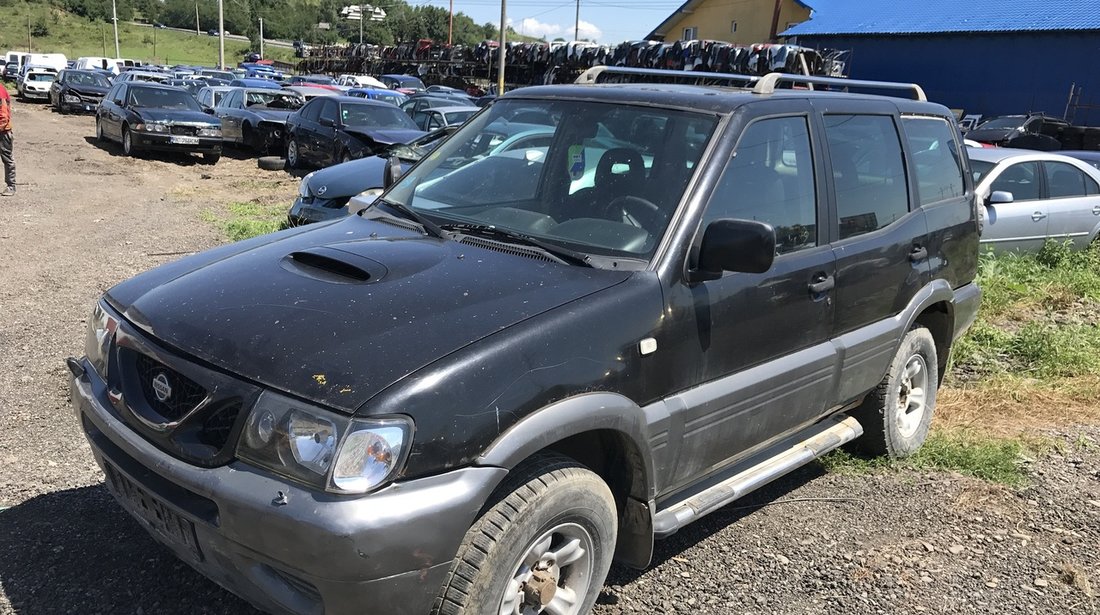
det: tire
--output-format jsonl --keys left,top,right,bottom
{"left": 258, "top": 155, "right": 286, "bottom": 171}
{"left": 850, "top": 325, "right": 939, "bottom": 459}
{"left": 433, "top": 453, "right": 617, "bottom": 615}
{"left": 95, "top": 118, "right": 105, "bottom": 143}
{"left": 203, "top": 150, "right": 221, "bottom": 165}
{"left": 242, "top": 123, "right": 254, "bottom": 150}
{"left": 122, "top": 125, "right": 135, "bottom": 157}
{"left": 286, "top": 137, "right": 301, "bottom": 169}
{"left": 340, "top": 150, "right": 353, "bottom": 165}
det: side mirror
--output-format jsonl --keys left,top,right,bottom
{"left": 988, "top": 190, "right": 1014, "bottom": 204}
{"left": 320, "top": 117, "right": 336, "bottom": 128}
{"left": 691, "top": 219, "right": 776, "bottom": 282}
{"left": 383, "top": 156, "right": 404, "bottom": 189}
{"left": 203, "top": 106, "right": 215, "bottom": 114}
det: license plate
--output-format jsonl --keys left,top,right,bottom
{"left": 170, "top": 136, "right": 200, "bottom": 145}
{"left": 104, "top": 463, "right": 203, "bottom": 560}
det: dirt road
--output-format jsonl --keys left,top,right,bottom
{"left": 0, "top": 102, "right": 1097, "bottom": 614}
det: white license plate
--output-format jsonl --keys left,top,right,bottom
{"left": 170, "top": 136, "right": 200, "bottom": 145}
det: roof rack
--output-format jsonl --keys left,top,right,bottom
{"left": 574, "top": 66, "right": 927, "bottom": 102}
{"left": 752, "top": 73, "right": 927, "bottom": 101}
{"left": 575, "top": 66, "right": 761, "bottom": 86}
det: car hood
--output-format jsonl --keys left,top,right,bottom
{"left": 105, "top": 217, "right": 630, "bottom": 413}
{"left": 67, "top": 84, "right": 109, "bottom": 97}
{"left": 967, "top": 128, "right": 1016, "bottom": 143}
{"left": 306, "top": 155, "right": 387, "bottom": 198}
{"left": 251, "top": 108, "right": 295, "bottom": 123}
{"left": 137, "top": 108, "right": 218, "bottom": 125}
{"left": 344, "top": 127, "right": 426, "bottom": 145}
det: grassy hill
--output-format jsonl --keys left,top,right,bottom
{"left": 1, "top": 2, "right": 296, "bottom": 66}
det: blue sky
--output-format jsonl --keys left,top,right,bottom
{"left": 407, "top": 0, "right": 686, "bottom": 44}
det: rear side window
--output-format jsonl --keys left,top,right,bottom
{"left": 901, "top": 117, "right": 966, "bottom": 205}
{"left": 991, "top": 161, "right": 1040, "bottom": 201}
{"left": 705, "top": 116, "right": 818, "bottom": 255}
{"left": 1043, "top": 161, "right": 1099, "bottom": 197}
{"left": 300, "top": 99, "right": 321, "bottom": 121}
{"left": 823, "top": 115, "right": 909, "bottom": 240}
{"left": 319, "top": 100, "right": 338, "bottom": 124}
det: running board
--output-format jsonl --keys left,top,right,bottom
{"left": 652, "top": 414, "right": 862, "bottom": 537}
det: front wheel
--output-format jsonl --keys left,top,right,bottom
{"left": 203, "top": 150, "right": 221, "bottom": 165}
{"left": 95, "top": 118, "right": 105, "bottom": 142}
{"left": 850, "top": 325, "right": 939, "bottom": 458}
{"left": 122, "top": 125, "right": 135, "bottom": 156}
{"left": 433, "top": 453, "right": 617, "bottom": 615}
{"left": 286, "top": 137, "right": 301, "bottom": 169}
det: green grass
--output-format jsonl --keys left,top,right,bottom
{"left": 202, "top": 201, "right": 288, "bottom": 241}
{"left": 820, "top": 431, "right": 1028, "bottom": 486}
{"left": 0, "top": 2, "right": 295, "bottom": 66}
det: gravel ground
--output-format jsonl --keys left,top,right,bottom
{"left": 1, "top": 102, "right": 1098, "bottom": 615}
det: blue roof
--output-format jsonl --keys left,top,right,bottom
{"left": 783, "top": 0, "right": 1100, "bottom": 36}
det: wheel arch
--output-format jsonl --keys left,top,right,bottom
{"left": 901, "top": 279, "right": 957, "bottom": 386}
{"left": 477, "top": 392, "right": 657, "bottom": 568}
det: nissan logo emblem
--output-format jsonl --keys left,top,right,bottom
{"left": 151, "top": 372, "right": 173, "bottom": 402}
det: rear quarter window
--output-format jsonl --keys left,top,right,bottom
{"left": 901, "top": 116, "right": 966, "bottom": 206}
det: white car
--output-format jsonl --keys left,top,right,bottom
{"left": 969, "top": 147, "right": 1100, "bottom": 251}
{"left": 336, "top": 74, "right": 388, "bottom": 90}
{"left": 18, "top": 69, "right": 56, "bottom": 101}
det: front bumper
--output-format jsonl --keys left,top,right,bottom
{"left": 21, "top": 88, "right": 49, "bottom": 99}
{"left": 287, "top": 195, "right": 354, "bottom": 225}
{"left": 132, "top": 132, "right": 223, "bottom": 154}
{"left": 60, "top": 94, "right": 103, "bottom": 113}
{"left": 72, "top": 359, "right": 507, "bottom": 615}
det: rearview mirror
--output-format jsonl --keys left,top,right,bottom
{"left": 691, "top": 219, "right": 776, "bottom": 282}
{"left": 383, "top": 156, "right": 404, "bottom": 189}
{"left": 988, "top": 190, "right": 1014, "bottom": 204}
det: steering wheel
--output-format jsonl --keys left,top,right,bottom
{"left": 605, "top": 195, "right": 663, "bottom": 231}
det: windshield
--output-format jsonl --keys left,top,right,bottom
{"left": 246, "top": 90, "right": 303, "bottom": 109}
{"left": 28, "top": 73, "right": 55, "bottom": 82}
{"left": 129, "top": 87, "right": 202, "bottom": 110}
{"left": 975, "top": 116, "right": 1025, "bottom": 130}
{"left": 202, "top": 70, "right": 234, "bottom": 81}
{"left": 69, "top": 72, "right": 110, "bottom": 87}
{"left": 376, "top": 93, "right": 405, "bottom": 106}
{"left": 970, "top": 159, "right": 996, "bottom": 183}
{"left": 383, "top": 99, "right": 717, "bottom": 261}
{"left": 301, "top": 75, "right": 335, "bottom": 85}
{"left": 340, "top": 103, "right": 418, "bottom": 129}
{"left": 389, "top": 76, "right": 425, "bottom": 90}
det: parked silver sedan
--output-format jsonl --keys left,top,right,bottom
{"left": 968, "top": 147, "right": 1100, "bottom": 251}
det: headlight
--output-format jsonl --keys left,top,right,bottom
{"left": 237, "top": 391, "right": 412, "bottom": 494}
{"left": 356, "top": 187, "right": 384, "bottom": 201}
{"left": 298, "top": 172, "right": 315, "bottom": 198}
{"left": 136, "top": 122, "right": 169, "bottom": 133}
{"left": 197, "top": 127, "right": 221, "bottom": 137}
{"left": 84, "top": 301, "right": 117, "bottom": 378}
{"left": 63, "top": 94, "right": 81, "bottom": 103}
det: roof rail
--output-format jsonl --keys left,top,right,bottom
{"left": 575, "top": 66, "right": 761, "bottom": 86}
{"left": 752, "top": 73, "right": 927, "bottom": 101}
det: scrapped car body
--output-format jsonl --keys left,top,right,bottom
{"left": 18, "top": 69, "right": 56, "bottom": 101}
{"left": 968, "top": 147, "right": 1100, "bottom": 251}
{"left": 285, "top": 95, "right": 425, "bottom": 168}
{"left": 96, "top": 82, "right": 222, "bottom": 163}
{"left": 967, "top": 114, "right": 1067, "bottom": 151}
{"left": 71, "top": 69, "right": 980, "bottom": 615}
{"left": 49, "top": 69, "right": 111, "bottom": 113}
{"left": 216, "top": 88, "right": 304, "bottom": 153}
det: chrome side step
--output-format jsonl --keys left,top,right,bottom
{"left": 652, "top": 414, "right": 863, "bottom": 537}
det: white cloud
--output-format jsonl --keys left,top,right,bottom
{"left": 507, "top": 17, "right": 604, "bottom": 42}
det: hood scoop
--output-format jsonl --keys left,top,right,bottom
{"left": 281, "top": 246, "right": 387, "bottom": 284}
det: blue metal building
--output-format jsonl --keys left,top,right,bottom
{"left": 782, "top": 0, "right": 1100, "bottom": 126}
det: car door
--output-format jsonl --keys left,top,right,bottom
{"left": 981, "top": 160, "right": 1048, "bottom": 251}
{"left": 217, "top": 90, "right": 242, "bottom": 142}
{"left": 290, "top": 98, "right": 321, "bottom": 163}
{"left": 660, "top": 104, "right": 838, "bottom": 488}
{"left": 315, "top": 99, "right": 340, "bottom": 166}
{"left": 815, "top": 103, "right": 932, "bottom": 405}
{"left": 104, "top": 84, "right": 127, "bottom": 140}
{"left": 1041, "top": 160, "right": 1100, "bottom": 248}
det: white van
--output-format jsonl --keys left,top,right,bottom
{"left": 4, "top": 51, "right": 29, "bottom": 68}
{"left": 19, "top": 53, "right": 66, "bottom": 77}
{"left": 74, "top": 56, "right": 120, "bottom": 75}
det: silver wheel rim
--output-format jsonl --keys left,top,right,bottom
{"left": 123, "top": 129, "right": 131, "bottom": 154}
{"left": 500, "top": 522, "right": 594, "bottom": 615}
{"left": 896, "top": 354, "right": 929, "bottom": 438}
{"left": 287, "top": 140, "right": 298, "bottom": 166}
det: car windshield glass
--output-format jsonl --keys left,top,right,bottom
{"left": 202, "top": 70, "right": 234, "bottom": 81}
{"left": 970, "top": 159, "right": 995, "bottom": 183}
{"left": 246, "top": 90, "right": 303, "bottom": 109}
{"left": 443, "top": 110, "right": 476, "bottom": 124}
{"left": 28, "top": 73, "right": 55, "bottom": 82}
{"left": 377, "top": 93, "right": 404, "bottom": 106}
{"left": 301, "top": 75, "right": 334, "bottom": 85}
{"left": 129, "top": 87, "right": 201, "bottom": 110}
{"left": 340, "top": 103, "right": 417, "bottom": 129}
{"left": 72, "top": 72, "right": 110, "bottom": 87}
{"left": 397, "top": 77, "right": 425, "bottom": 89}
{"left": 976, "top": 117, "right": 1024, "bottom": 130}
{"left": 384, "top": 99, "right": 717, "bottom": 261}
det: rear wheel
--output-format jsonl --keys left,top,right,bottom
{"left": 95, "top": 118, "right": 105, "bottom": 142}
{"left": 850, "top": 325, "right": 939, "bottom": 459}
{"left": 286, "top": 137, "right": 301, "bottom": 169}
{"left": 433, "top": 453, "right": 616, "bottom": 615}
{"left": 122, "top": 125, "right": 135, "bottom": 156}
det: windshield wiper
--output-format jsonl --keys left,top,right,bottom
{"left": 440, "top": 223, "right": 592, "bottom": 267}
{"left": 375, "top": 199, "right": 445, "bottom": 238}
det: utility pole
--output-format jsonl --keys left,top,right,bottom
{"left": 27, "top": 14, "right": 32, "bottom": 52}
{"left": 101, "top": 23, "right": 107, "bottom": 56}
{"left": 195, "top": 1, "right": 200, "bottom": 35}
{"left": 359, "top": 4, "right": 363, "bottom": 45}
{"left": 448, "top": 0, "right": 453, "bottom": 47}
{"left": 153, "top": 24, "right": 157, "bottom": 59}
{"left": 111, "top": 0, "right": 120, "bottom": 57}
{"left": 574, "top": 0, "right": 580, "bottom": 42}
{"left": 497, "top": 0, "right": 505, "bottom": 95}
{"left": 259, "top": 17, "right": 264, "bottom": 58}
{"left": 218, "top": 0, "right": 225, "bottom": 68}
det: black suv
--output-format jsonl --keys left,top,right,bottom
{"left": 69, "top": 69, "right": 980, "bottom": 615}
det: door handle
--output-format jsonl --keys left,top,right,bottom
{"left": 1093, "top": 205, "right": 1100, "bottom": 216}
{"left": 910, "top": 245, "right": 928, "bottom": 262}
{"left": 1031, "top": 211, "right": 1047, "bottom": 222}
{"left": 808, "top": 274, "right": 835, "bottom": 294}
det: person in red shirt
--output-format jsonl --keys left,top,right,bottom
{"left": 0, "top": 85, "right": 14, "bottom": 196}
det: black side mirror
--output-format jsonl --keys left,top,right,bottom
{"left": 203, "top": 106, "right": 215, "bottom": 114}
{"left": 320, "top": 117, "right": 336, "bottom": 128}
{"left": 383, "top": 156, "right": 404, "bottom": 189}
{"left": 690, "top": 219, "right": 776, "bottom": 282}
